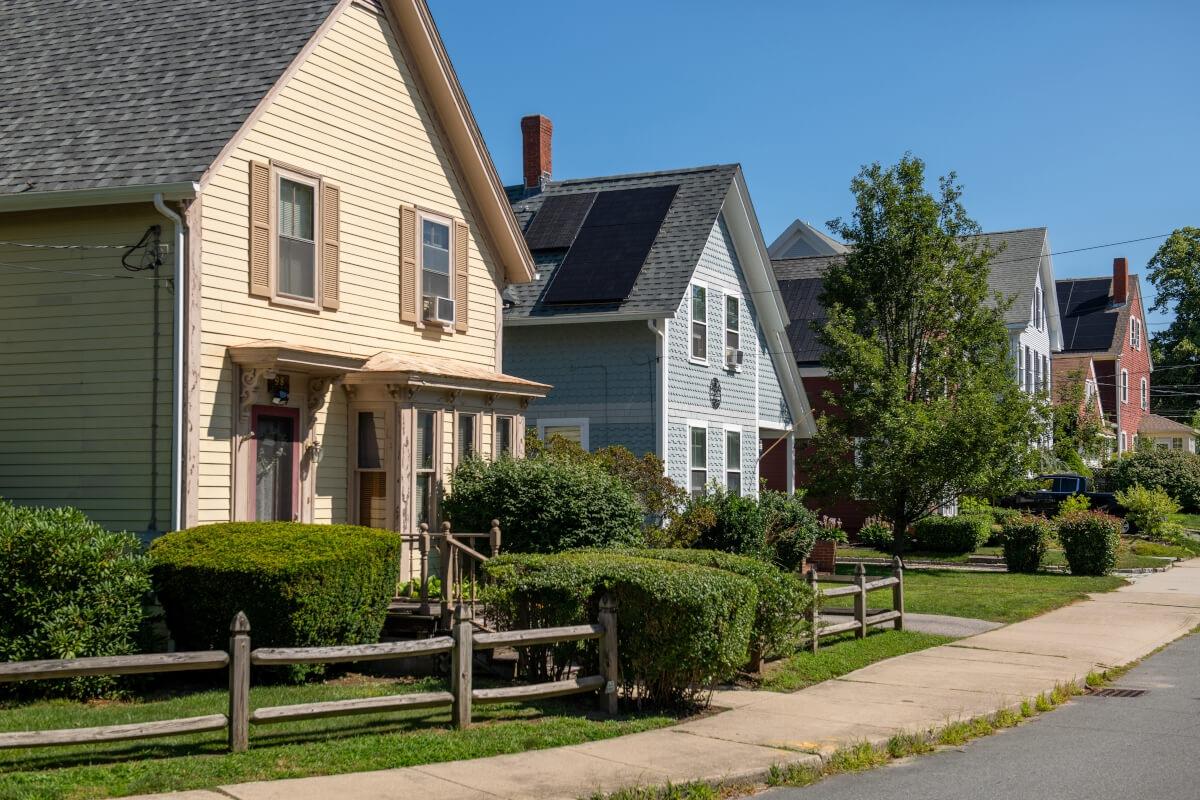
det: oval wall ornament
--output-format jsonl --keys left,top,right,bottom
{"left": 709, "top": 377, "right": 722, "bottom": 409}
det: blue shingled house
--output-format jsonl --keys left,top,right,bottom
{"left": 500, "top": 116, "right": 813, "bottom": 496}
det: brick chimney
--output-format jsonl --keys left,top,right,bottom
{"left": 1112, "top": 257, "right": 1128, "bottom": 305}
{"left": 521, "top": 114, "right": 553, "bottom": 190}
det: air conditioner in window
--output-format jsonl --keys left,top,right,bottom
{"left": 725, "top": 348, "right": 744, "bottom": 368}
{"left": 423, "top": 295, "right": 455, "bottom": 325}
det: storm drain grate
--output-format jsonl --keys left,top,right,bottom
{"left": 1087, "top": 687, "right": 1148, "bottom": 698}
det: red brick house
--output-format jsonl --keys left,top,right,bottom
{"left": 1054, "top": 257, "right": 1153, "bottom": 455}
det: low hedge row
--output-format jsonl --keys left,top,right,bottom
{"left": 1056, "top": 511, "right": 1122, "bottom": 576}
{"left": 619, "top": 548, "right": 814, "bottom": 658}
{"left": 1001, "top": 516, "right": 1054, "bottom": 573}
{"left": 912, "top": 515, "right": 991, "bottom": 554}
{"left": 481, "top": 551, "right": 757, "bottom": 707}
{"left": 150, "top": 523, "right": 401, "bottom": 680}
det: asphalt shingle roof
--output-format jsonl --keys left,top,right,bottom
{"left": 966, "top": 227, "right": 1048, "bottom": 327}
{"left": 1138, "top": 413, "right": 1198, "bottom": 435}
{"left": 504, "top": 165, "right": 739, "bottom": 320}
{"left": 0, "top": 0, "right": 340, "bottom": 196}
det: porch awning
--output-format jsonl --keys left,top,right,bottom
{"left": 227, "top": 341, "right": 369, "bottom": 376}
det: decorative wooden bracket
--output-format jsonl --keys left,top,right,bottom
{"left": 239, "top": 368, "right": 260, "bottom": 425}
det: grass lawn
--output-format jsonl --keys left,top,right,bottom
{"left": 823, "top": 568, "right": 1126, "bottom": 623}
{"left": 840, "top": 539, "right": 1181, "bottom": 570}
{"left": 0, "top": 675, "right": 674, "bottom": 800}
{"left": 1171, "top": 513, "right": 1200, "bottom": 532}
{"left": 760, "top": 630, "right": 954, "bottom": 692}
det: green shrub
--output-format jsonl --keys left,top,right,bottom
{"left": 856, "top": 515, "right": 894, "bottom": 551}
{"left": 690, "top": 488, "right": 768, "bottom": 558}
{"left": 761, "top": 490, "right": 820, "bottom": 570}
{"left": 481, "top": 551, "right": 757, "bottom": 707}
{"left": 1057, "top": 493, "right": 1092, "bottom": 517}
{"left": 0, "top": 501, "right": 151, "bottom": 699}
{"left": 1115, "top": 485, "right": 1182, "bottom": 539}
{"left": 1056, "top": 511, "right": 1122, "bottom": 576}
{"left": 912, "top": 515, "right": 990, "bottom": 554}
{"left": 624, "top": 548, "right": 813, "bottom": 658}
{"left": 1001, "top": 516, "right": 1054, "bottom": 573}
{"left": 151, "top": 523, "right": 400, "bottom": 680}
{"left": 443, "top": 456, "right": 642, "bottom": 553}
{"left": 1098, "top": 450, "right": 1200, "bottom": 512}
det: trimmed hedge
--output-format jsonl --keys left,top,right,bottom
{"left": 912, "top": 515, "right": 990, "bottom": 554}
{"left": 443, "top": 456, "right": 643, "bottom": 553}
{"left": 761, "top": 490, "right": 821, "bottom": 570}
{"left": 1001, "top": 516, "right": 1054, "bottom": 573}
{"left": 481, "top": 551, "right": 757, "bottom": 707}
{"left": 0, "top": 501, "right": 151, "bottom": 699}
{"left": 1098, "top": 450, "right": 1200, "bottom": 512}
{"left": 151, "top": 523, "right": 400, "bottom": 680}
{"left": 1056, "top": 511, "right": 1122, "bottom": 576}
{"left": 622, "top": 548, "right": 813, "bottom": 658}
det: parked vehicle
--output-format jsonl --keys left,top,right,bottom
{"left": 999, "top": 474, "right": 1131, "bottom": 532}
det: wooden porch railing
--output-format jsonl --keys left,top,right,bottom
{"left": 399, "top": 520, "right": 501, "bottom": 629}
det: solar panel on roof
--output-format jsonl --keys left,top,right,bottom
{"left": 541, "top": 185, "right": 678, "bottom": 305}
{"left": 523, "top": 192, "right": 597, "bottom": 251}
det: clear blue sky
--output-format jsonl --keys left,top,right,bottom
{"left": 429, "top": 1, "right": 1197, "bottom": 329}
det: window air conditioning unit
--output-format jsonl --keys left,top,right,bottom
{"left": 725, "top": 348, "right": 744, "bottom": 368}
{"left": 423, "top": 295, "right": 455, "bottom": 325}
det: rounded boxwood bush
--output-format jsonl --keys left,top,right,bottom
{"left": 623, "top": 548, "right": 814, "bottom": 658}
{"left": 1098, "top": 450, "right": 1200, "bottom": 512}
{"left": 1056, "top": 511, "right": 1122, "bottom": 576}
{"left": 689, "top": 488, "right": 768, "bottom": 559}
{"left": 443, "top": 456, "right": 643, "bottom": 553}
{"left": 482, "top": 551, "right": 757, "bottom": 707}
{"left": 151, "top": 523, "right": 400, "bottom": 680}
{"left": 761, "top": 490, "right": 820, "bottom": 571}
{"left": 1001, "top": 516, "right": 1054, "bottom": 573}
{"left": 912, "top": 515, "right": 990, "bottom": 554}
{"left": 0, "top": 501, "right": 151, "bottom": 699}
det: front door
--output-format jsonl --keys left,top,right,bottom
{"left": 252, "top": 406, "right": 300, "bottom": 521}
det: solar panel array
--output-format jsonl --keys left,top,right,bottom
{"left": 523, "top": 192, "right": 597, "bottom": 251}
{"left": 1056, "top": 278, "right": 1117, "bottom": 351}
{"left": 539, "top": 185, "right": 678, "bottom": 305}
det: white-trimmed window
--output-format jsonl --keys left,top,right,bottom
{"left": 1172, "top": 437, "right": 1184, "bottom": 450}
{"left": 1121, "top": 369, "right": 1130, "bottom": 404}
{"left": 1140, "top": 378, "right": 1148, "bottom": 410}
{"left": 495, "top": 415, "right": 514, "bottom": 458}
{"left": 1034, "top": 285, "right": 1043, "bottom": 331}
{"left": 725, "top": 428, "right": 742, "bottom": 496}
{"left": 725, "top": 295, "right": 740, "bottom": 367}
{"left": 538, "top": 418, "right": 589, "bottom": 450}
{"left": 1130, "top": 317, "right": 1142, "bottom": 350}
{"left": 690, "top": 284, "right": 708, "bottom": 362}
{"left": 1024, "top": 345, "right": 1033, "bottom": 391}
{"left": 415, "top": 409, "right": 438, "bottom": 527}
{"left": 420, "top": 212, "right": 454, "bottom": 323}
{"left": 1016, "top": 345, "right": 1024, "bottom": 390}
{"left": 1033, "top": 352, "right": 1041, "bottom": 392}
{"left": 1120, "top": 431, "right": 1128, "bottom": 453}
{"left": 276, "top": 170, "right": 319, "bottom": 305}
{"left": 689, "top": 425, "right": 708, "bottom": 497}
{"left": 456, "top": 412, "right": 478, "bottom": 463}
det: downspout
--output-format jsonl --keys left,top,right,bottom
{"left": 648, "top": 319, "right": 668, "bottom": 473}
{"left": 153, "top": 194, "right": 186, "bottom": 533}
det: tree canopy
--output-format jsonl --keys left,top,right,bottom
{"left": 1146, "top": 228, "right": 1200, "bottom": 422}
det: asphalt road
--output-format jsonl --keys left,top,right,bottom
{"left": 759, "top": 631, "right": 1200, "bottom": 800}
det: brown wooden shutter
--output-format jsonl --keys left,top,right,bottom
{"left": 453, "top": 219, "right": 469, "bottom": 333}
{"left": 320, "top": 182, "right": 340, "bottom": 310}
{"left": 399, "top": 204, "right": 418, "bottom": 323}
{"left": 248, "top": 160, "right": 272, "bottom": 298}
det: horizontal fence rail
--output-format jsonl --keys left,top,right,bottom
{"left": 807, "top": 558, "right": 905, "bottom": 652}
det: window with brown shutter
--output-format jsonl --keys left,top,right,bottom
{"left": 454, "top": 218, "right": 469, "bottom": 332}
{"left": 399, "top": 204, "right": 418, "bottom": 323}
{"left": 248, "top": 161, "right": 272, "bottom": 298}
{"left": 320, "top": 183, "right": 340, "bottom": 310}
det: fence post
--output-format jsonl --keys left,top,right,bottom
{"left": 418, "top": 522, "right": 431, "bottom": 615}
{"left": 451, "top": 606, "right": 473, "bottom": 729}
{"left": 490, "top": 519, "right": 502, "bottom": 557}
{"left": 598, "top": 593, "right": 619, "bottom": 716}
{"left": 228, "top": 612, "right": 251, "bottom": 753}
{"left": 892, "top": 556, "right": 904, "bottom": 631}
{"left": 439, "top": 522, "right": 454, "bottom": 631}
{"left": 854, "top": 562, "right": 867, "bottom": 639}
{"left": 807, "top": 567, "right": 819, "bottom": 653}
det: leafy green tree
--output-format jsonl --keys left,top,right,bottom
{"left": 1049, "top": 368, "right": 1109, "bottom": 474}
{"left": 1146, "top": 228, "right": 1200, "bottom": 419}
{"left": 805, "top": 155, "right": 1044, "bottom": 551}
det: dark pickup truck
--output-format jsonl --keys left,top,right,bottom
{"left": 999, "top": 473, "right": 1130, "bottom": 531}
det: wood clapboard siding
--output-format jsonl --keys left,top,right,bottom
{"left": 0, "top": 204, "right": 173, "bottom": 533}
{"left": 196, "top": 5, "right": 504, "bottom": 523}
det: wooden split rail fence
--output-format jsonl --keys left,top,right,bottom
{"left": 805, "top": 558, "right": 904, "bottom": 652}
{"left": 0, "top": 597, "right": 620, "bottom": 755}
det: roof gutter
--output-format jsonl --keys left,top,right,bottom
{"left": 0, "top": 182, "right": 199, "bottom": 213}
{"left": 153, "top": 194, "right": 188, "bottom": 533}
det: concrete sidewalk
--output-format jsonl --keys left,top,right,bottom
{"left": 134, "top": 563, "right": 1200, "bottom": 800}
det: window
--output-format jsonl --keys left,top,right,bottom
{"left": 1121, "top": 369, "right": 1129, "bottom": 404}
{"left": 1120, "top": 431, "right": 1128, "bottom": 453}
{"left": 278, "top": 175, "right": 318, "bottom": 302}
{"left": 725, "top": 295, "right": 740, "bottom": 365}
{"left": 495, "top": 416, "right": 514, "bottom": 457}
{"left": 538, "top": 418, "right": 589, "bottom": 449}
{"left": 690, "top": 284, "right": 707, "bottom": 361}
{"left": 355, "top": 410, "right": 389, "bottom": 529}
{"left": 1140, "top": 378, "right": 1148, "bottom": 410}
{"left": 1173, "top": 437, "right": 1185, "bottom": 450}
{"left": 725, "top": 429, "right": 742, "bottom": 495}
{"left": 252, "top": 406, "right": 299, "bottom": 522}
{"left": 415, "top": 410, "right": 437, "bottom": 527}
{"left": 1130, "top": 317, "right": 1142, "bottom": 350}
{"left": 689, "top": 426, "right": 707, "bottom": 496}
{"left": 457, "top": 413, "right": 477, "bottom": 463}
{"left": 1042, "top": 354, "right": 1049, "bottom": 392}
{"left": 1034, "top": 285, "right": 1043, "bottom": 330}
{"left": 1033, "top": 353, "right": 1041, "bottom": 392}
{"left": 1024, "top": 346, "right": 1033, "bottom": 391}
{"left": 1016, "top": 346, "right": 1024, "bottom": 390}
{"left": 420, "top": 215, "right": 453, "bottom": 320}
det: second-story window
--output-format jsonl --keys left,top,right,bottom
{"left": 278, "top": 175, "right": 317, "bottom": 303}
{"left": 421, "top": 216, "right": 453, "bottom": 323}
{"left": 1140, "top": 378, "right": 1148, "bottom": 410}
{"left": 1130, "top": 317, "right": 1142, "bottom": 350}
{"left": 725, "top": 296, "right": 740, "bottom": 366}
{"left": 1034, "top": 285, "right": 1043, "bottom": 331}
{"left": 690, "top": 285, "right": 707, "bottom": 361}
